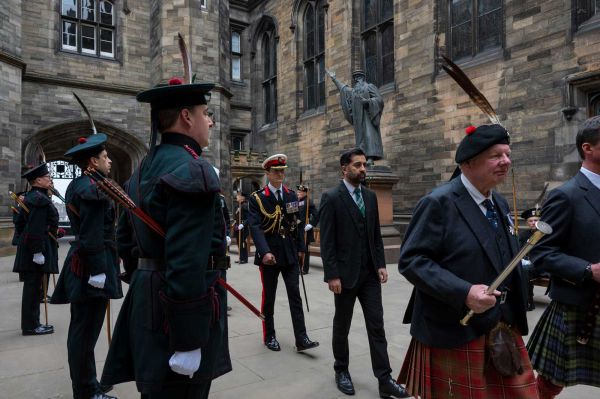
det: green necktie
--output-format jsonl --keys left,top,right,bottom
{"left": 354, "top": 188, "right": 366, "bottom": 217}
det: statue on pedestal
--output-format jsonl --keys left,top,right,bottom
{"left": 327, "top": 69, "right": 384, "bottom": 164}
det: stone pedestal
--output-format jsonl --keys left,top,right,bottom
{"left": 365, "top": 165, "right": 401, "bottom": 264}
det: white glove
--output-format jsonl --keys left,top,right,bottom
{"left": 32, "top": 252, "right": 45, "bottom": 265}
{"left": 521, "top": 259, "right": 532, "bottom": 267}
{"left": 238, "top": 223, "right": 244, "bottom": 230}
{"left": 88, "top": 273, "right": 106, "bottom": 289}
{"left": 169, "top": 348, "right": 202, "bottom": 378}
{"left": 304, "top": 224, "right": 313, "bottom": 232}
{"left": 226, "top": 236, "right": 232, "bottom": 246}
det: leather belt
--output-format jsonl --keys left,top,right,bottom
{"left": 138, "top": 256, "right": 231, "bottom": 272}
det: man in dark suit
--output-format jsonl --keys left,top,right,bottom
{"left": 397, "top": 125, "right": 537, "bottom": 399}
{"left": 248, "top": 153, "right": 319, "bottom": 352}
{"left": 528, "top": 115, "right": 600, "bottom": 398}
{"left": 319, "top": 148, "right": 408, "bottom": 398}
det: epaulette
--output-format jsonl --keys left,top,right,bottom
{"left": 160, "top": 157, "right": 220, "bottom": 194}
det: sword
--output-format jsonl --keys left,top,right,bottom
{"left": 83, "top": 168, "right": 265, "bottom": 321}
{"left": 460, "top": 221, "right": 553, "bottom": 326}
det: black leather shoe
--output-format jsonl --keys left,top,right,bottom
{"left": 378, "top": 376, "right": 410, "bottom": 398}
{"left": 100, "top": 384, "right": 114, "bottom": 393}
{"left": 527, "top": 301, "right": 536, "bottom": 311}
{"left": 265, "top": 336, "right": 281, "bottom": 351}
{"left": 22, "top": 325, "right": 54, "bottom": 336}
{"left": 295, "top": 335, "right": 319, "bottom": 352}
{"left": 335, "top": 371, "right": 355, "bottom": 395}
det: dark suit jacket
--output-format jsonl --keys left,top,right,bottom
{"left": 530, "top": 171, "right": 600, "bottom": 307}
{"left": 248, "top": 185, "right": 304, "bottom": 267}
{"left": 398, "top": 177, "right": 528, "bottom": 348}
{"left": 319, "top": 181, "right": 386, "bottom": 289}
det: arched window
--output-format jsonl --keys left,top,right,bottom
{"left": 447, "top": 0, "right": 502, "bottom": 61}
{"left": 362, "top": 0, "right": 394, "bottom": 86}
{"left": 262, "top": 31, "right": 278, "bottom": 124}
{"left": 303, "top": 1, "right": 326, "bottom": 111}
{"left": 60, "top": 0, "right": 116, "bottom": 58}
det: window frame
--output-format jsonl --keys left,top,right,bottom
{"left": 262, "top": 31, "right": 278, "bottom": 125}
{"left": 60, "top": 0, "right": 116, "bottom": 59}
{"left": 303, "top": 0, "right": 326, "bottom": 111}
{"left": 361, "top": 0, "right": 395, "bottom": 87}
{"left": 573, "top": 0, "right": 600, "bottom": 32}
{"left": 446, "top": 0, "right": 503, "bottom": 62}
{"left": 231, "top": 30, "right": 243, "bottom": 82}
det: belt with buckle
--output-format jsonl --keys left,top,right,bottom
{"left": 138, "top": 256, "right": 230, "bottom": 272}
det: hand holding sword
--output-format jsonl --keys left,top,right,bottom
{"left": 460, "top": 221, "right": 553, "bottom": 326}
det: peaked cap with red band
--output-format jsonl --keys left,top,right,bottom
{"left": 262, "top": 153, "right": 288, "bottom": 170}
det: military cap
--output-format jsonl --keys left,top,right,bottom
{"left": 137, "top": 78, "right": 214, "bottom": 111}
{"left": 455, "top": 124, "right": 510, "bottom": 163}
{"left": 64, "top": 133, "right": 108, "bottom": 159}
{"left": 297, "top": 184, "right": 309, "bottom": 192}
{"left": 21, "top": 163, "right": 49, "bottom": 181}
{"left": 262, "top": 154, "right": 288, "bottom": 170}
{"left": 521, "top": 207, "right": 542, "bottom": 220}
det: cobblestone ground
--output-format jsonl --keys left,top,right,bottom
{"left": 0, "top": 238, "right": 597, "bottom": 398}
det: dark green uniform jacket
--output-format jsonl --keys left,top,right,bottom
{"left": 51, "top": 174, "right": 123, "bottom": 304}
{"left": 101, "top": 133, "right": 231, "bottom": 394}
{"left": 13, "top": 187, "right": 59, "bottom": 276}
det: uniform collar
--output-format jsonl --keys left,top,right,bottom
{"left": 161, "top": 132, "right": 203, "bottom": 155}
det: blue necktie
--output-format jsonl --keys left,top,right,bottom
{"left": 354, "top": 188, "right": 366, "bottom": 217}
{"left": 482, "top": 199, "right": 499, "bottom": 230}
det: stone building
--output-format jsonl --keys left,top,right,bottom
{"left": 2, "top": 0, "right": 600, "bottom": 253}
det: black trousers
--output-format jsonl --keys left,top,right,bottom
{"left": 302, "top": 242, "right": 311, "bottom": 274}
{"left": 21, "top": 272, "right": 43, "bottom": 330}
{"left": 141, "top": 381, "right": 212, "bottom": 399}
{"left": 332, "top": 269, "right": 392, "bottom": 381}
{"left": 259, "top": 264, "right": 306, "bottom": 343}
{"left": 237, "top": 229, "right": 249, "bottom": 262}
{"left": 68, "top": 297, "right": 108, "bottom": 399}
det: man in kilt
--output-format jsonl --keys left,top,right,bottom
{"left": 398, "top": 124, "right": 537, "bottom": 398}
{"left": 527, "top": 115, "right": 600, "bottom": 398}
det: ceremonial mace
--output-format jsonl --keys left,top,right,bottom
{"left": 83, "top": 168, "right": 265, "bottom": 321}
{"left": 460, "top": 221, "right": 553, "bottom": 326}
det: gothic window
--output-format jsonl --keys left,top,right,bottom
{"left": 262, "top": 31, "right": 277, "bottom": 125}
{"left": 60, "top": 0, "right": 115, "bottom": 58}
{"left": 362, "top": 0, "right": 394, "bottom": 86}
{"left": 303, "top": 1, "right": 326, "bottom": 111}
{"left": 231, "top": 134, "right": 245, "bottom": 151}
{"left": 574, "top": 0, "right": 600, "bottom": 29}
{"left": 231, "top": 31, "right": 242, "bottom": 81}
{"left": 448, "top": 0, "right": 502, "bottom": 61}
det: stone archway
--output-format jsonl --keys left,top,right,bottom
{"left": 26, "top": 119, "right": 147, "bottom": 185}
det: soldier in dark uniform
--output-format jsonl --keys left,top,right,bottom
{"left": 296, "top": 184, "right": 318, "bottom": 275}
{"left": 13, "top": 164, "right": 57, "bottom": 336}
{"left": 234, "top": 191, "right": 249, "bottom": 264}
{"left": 248, "top": 154, "right": 319, "bottom": 352}
{"left": 101, "top": 78, "right": 231, "bottom": 399}
{"left": 518, "top": 207, "right": 542, "bottom": 310}
{"left": 51, "top": 133, "right": 122, "bottom": 399}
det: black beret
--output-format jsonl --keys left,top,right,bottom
{"left": 137, "top": 79, "right": 214, "bottom": 111}
{"left": 64, "top": 133, "right": 107, "bottom": 160}
{"left": 22, "top": 163, "right": 49, "bottom": 181}
{"left": 521, "top": 207, "right": 542, "bottom": 220}
{"left": 455, "top": 124, "right": 510, "bottom": 163}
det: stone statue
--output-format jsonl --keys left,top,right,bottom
{"left": 327, "top": 69, "right": 384, "bottom": 163}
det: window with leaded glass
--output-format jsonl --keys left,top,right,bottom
{"left": 262, "top": 32, "right": 277, "bottom": 125}
{"left": 448, "top": 0, "right": 502, "bottom": 61}
{"left": 60, "top": 0, "right": 116, "bottom": 58}
{"left": 574, "top": 0, "right": 600, "bottom": 29}
{"left": 361, "top": 0, "right": 394, "bottom": 87}
{"left": 231, "top": 31, "right": 242, "bottom": 81}
{"left": 303, "top": 1, "right": 326, "bottom": 111}
{"left": 231, "top": 135, "right": 245, "bottom": 151}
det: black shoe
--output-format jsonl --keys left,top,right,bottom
{"left": 100, "top": 384, "right": 114, "bottom": 393}
{"left": 265, "top": 336, "right": 281, "bottom": 351}
{"left": 91, "top": 393, "right": 117, "bottom": 399}
{"left": 295, "top": 335, "right": 319, "bottom": 352}
{"left": 227, "top": 305, "right": 232, "bottom": 311}
{"left": 527, "top": 301, "right": 536, "bottom": 311}
{"left": 239, "top": 260, "right": 248, "bottom": 264}
{"left": 378, "top": 376, "right": 410, "bottom": 398}
{"left": 335, "top": 371, "right": 355, "bottom": 395}
{"left": 22, "top": 325, "right": 54, "bottom": 336}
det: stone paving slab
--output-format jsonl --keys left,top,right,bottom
{"left": 0, "top": 238, "right": 597, "bottom": 398}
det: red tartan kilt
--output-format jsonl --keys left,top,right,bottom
{"left": 398, "top": 330, "right": 538, "bottom": 399}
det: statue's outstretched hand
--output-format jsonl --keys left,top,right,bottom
{"left": 326, "top": 69, "right": 336, "bottom": 79}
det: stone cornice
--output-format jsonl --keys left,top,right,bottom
{"left": 23, "top": 71, "right": 143, "bottom": 95}
{"left": 0, "top": 49, "right": 26, "bottom": 71}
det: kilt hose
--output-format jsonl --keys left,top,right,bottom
{"left": 398, "top": 330, "right": 537, "bottom": 399}
{"left": 527, "top": 300, "right": 600, "bottom": 388}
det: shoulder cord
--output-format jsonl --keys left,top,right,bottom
{"left": 252, "top": 192, "right": 282, "bottom": 234}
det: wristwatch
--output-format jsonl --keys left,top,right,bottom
{"left": 583, "top": 264, "right": 593, "bottom": 281}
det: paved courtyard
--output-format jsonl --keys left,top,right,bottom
{"left": 0, "top": 238, "right": 597, "bottom": 398}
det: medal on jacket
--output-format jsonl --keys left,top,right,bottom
{"left": 286, "top": 201, "right": 299, "bottom": 214}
